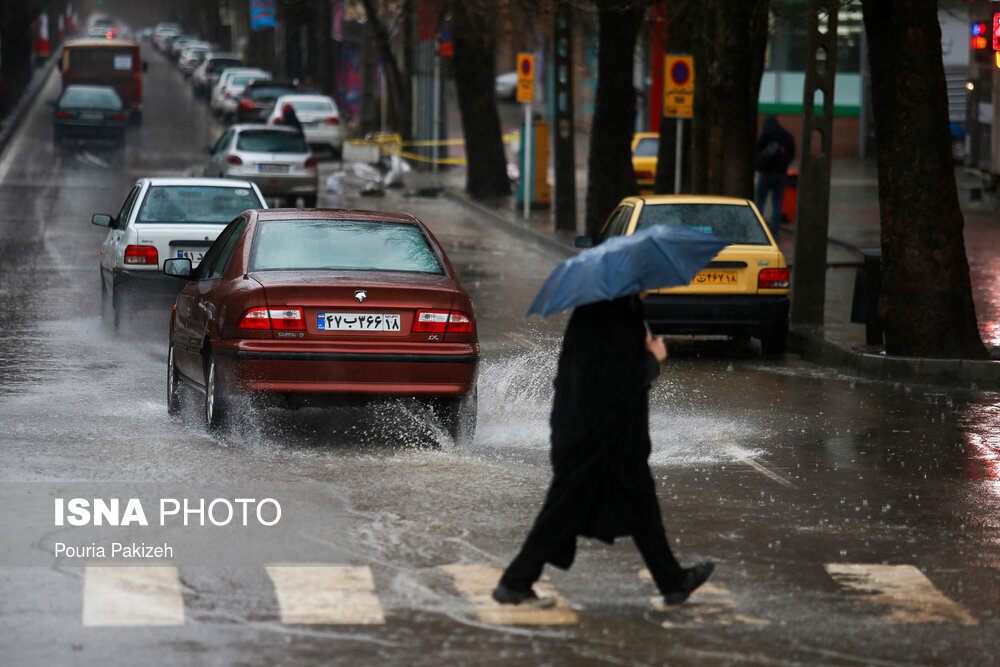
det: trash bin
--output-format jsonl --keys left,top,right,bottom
{"left": 781, "top": 170, "right": 798, "bottom": 224}
{"left": 850, "top": 247, "right": 883, "bottom": 346}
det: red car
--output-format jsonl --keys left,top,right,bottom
{"left": 163, "top": 208, "right": 479, "bottom": 442}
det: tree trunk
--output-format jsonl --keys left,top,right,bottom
{"left": 584, "top": 0, "right": 647, "bottom": 238}
{"left": 359, "top": 0, "right": 413, "bottom": 140}
{"left": 451, "top": 1, "right": 511, "bottom": 200}
{"left": 861, "top": 0, "right": 986, "bottom": 359}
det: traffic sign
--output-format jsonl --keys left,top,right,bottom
{"left": 664, "top": 54, "right": 694, "bottom": 118}
{"left": 517, "top": 53, "right": 534, "bottom": 104}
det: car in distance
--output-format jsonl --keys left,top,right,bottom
{"left": 495, "top": 71, "right": 518, "bottom": 101}
{"left": 92, "top": 177, "right": 267, "bottom": 330}
{"left": 589, "top": 195, "right": 790, "bottom": 353}
{"left": 632, "top": 132, "right": 658, "bottom": 194}
{"left": 192, "top": 52, "right": 244, "bottom": 98}
{"left": 236, "top": 80, "right": 297, "bottom": 123}
{"left": 210, "top": 68, "right": 270, "bottom": 120}
{"left": 52, "top": 84, "right": 127, "bottom": 147}
{"left": 265, "top": 93, "right": 343, "bottom": 158}
{"left": 178, "top": 42, "right": 213, "bottom": 77}
{"left": 203, "top": 125, "right": 318, "bottom": 207}
{"left": 163, "top": 208, "right": 479, "bottom": 442}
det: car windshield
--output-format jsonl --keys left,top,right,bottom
{"left": 60, "top": 87, "right": 121, "bottom": 108}
{"left": 251, "top": 219, "right": 444, "bottom": 274}
{"left": 288, "top": 100, "right": 335, "bottom": 113}
{"left": 231, "top": 74, "right": 262, "bottom": 87}
{"left": 209, "top": 59, "right": 242, "bottom": 70}
{"left": 236, "top": 130, "right": 308, "bottom": 153}
{"left": 249, "top": 85, "right": 295, "bottom": 100}
{"left": 634, "top": 203, "right": 771, "bottom": 245}
{"left": 634, "top": 137, "right": 658, "bottom": 157}
{"left": 136, "top": 186, "right": 261, "bottom": 224}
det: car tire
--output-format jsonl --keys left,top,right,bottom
{"left": 437, "top": 390, "right": 477, "bottom": 446}
{"left": 167, "top": 344, "right": 183, "bottom": 416}
{"left": 204, "top": 351, "right": 229, "bottom": 431}
{"left": 760, "top": 324, "right": 789, "bottom": 355}
{"left": 110, "top": 284, "right": 122, "bottom": 333}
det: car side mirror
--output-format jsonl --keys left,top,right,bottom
{"left": 163, "top": 258, "right": 193, "bottom": 279}
{"left": 574, "top": 235, "right": 594, "bottom": 249}
{"left": 91, "top": 213, "right": 113, "bottom": 227}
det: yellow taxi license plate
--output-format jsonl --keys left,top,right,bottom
{"left": 692, "top": 270, "right": 737, "bottom": 285}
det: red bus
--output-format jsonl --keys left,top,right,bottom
{"left": 60, "top": 38, "right": 146, "bottom": 123}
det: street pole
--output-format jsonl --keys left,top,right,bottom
{"left": 523, "top": 100, "right": 532, "bottom": 220}
{"left": 553, "top": 2, "right": 577, "bottom": 232}
{"left": 674, "top": 119, "right": 683, "bottom": 194}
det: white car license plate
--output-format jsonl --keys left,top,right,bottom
{"left": 175, "top": 248, "right": 206, "bottom": 266}
{"left": 258, "top": 163, "right": 289, "bottom": 173}
{"left": 80, "top": 112, "right": 103, "bottom": 121}
{"left": 317, "top": 312, "right": 401, "bottom": 332}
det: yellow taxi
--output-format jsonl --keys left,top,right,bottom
{"left": 597, "top": 195, "right": 790, "bottom": 353}
{"left": 631, "top": 132, "right": 659, "bottom": 194}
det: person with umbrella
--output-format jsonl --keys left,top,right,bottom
{"left": 493, "top": 225, "right": 724, "bottom": 608}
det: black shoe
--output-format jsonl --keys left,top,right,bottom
{"left": 662, "top": 560, "right": 715, "bottom": 605}
{"left": 492, "top": 583, "right": 556, "bottom": 608}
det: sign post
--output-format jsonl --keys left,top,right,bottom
{"left": 663, "top": 55, "right": 694, "bottom": 194}
{"left": 517, "top": 53, "right": 535, "bottom": 219}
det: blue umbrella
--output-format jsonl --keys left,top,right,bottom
{"left": 528, "top": 225, "right": 730, "bottom": 317}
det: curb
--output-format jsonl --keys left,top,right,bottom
{"left": 0, "top": 56, "right": 59, "bottom": 158}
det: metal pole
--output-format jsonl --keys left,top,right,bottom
{"left": 674, "top": 119, "right": 683, "bottom": 194}
{"left": 523, "top": 102, "right": 532, "bottom": 219}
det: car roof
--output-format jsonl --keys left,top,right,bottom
{"left": 205, "top": 52, "right": 241, "bottom": 60}
{"left": 629, "top": 195, "right": 754, "bottom": 206}
{"left": 254, "top": 208, "right": 421, "bottom": 224}
{"left": 64, "top": 38, "right": 139, "bottom": 48}
{"left": 275, "top": 94, "right": 334, "bottom": 102}
{"left": 230, "top": 124, "right": 302, "bottom": 134}
{"left": 63, "top": 84, "right": 119, "bottom": 93}
{"left": 136, "top": 177, "right": 260, "bottom": 188}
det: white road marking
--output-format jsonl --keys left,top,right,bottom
{"left": 639, "top": 568, "right": 770, "bottom": 626}
{"left": 82, "top": 566, "right": 185, "bottom": 627}
{"left": 825, "top": 563, "right": 977, "bottom": 625}
{"left": 266, "top": 564, "right": 385, "bottom": 625}
{"left": 76, "top": 151, "right": 111, "bottom": 169}
{"left": 440, "top": 563, "right": 577, "bottom": 625}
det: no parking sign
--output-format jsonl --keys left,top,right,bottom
{"left": 664, "top": 55, "right": 694, "bottom": 118}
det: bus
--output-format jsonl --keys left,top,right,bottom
{"left": 60, "top": 38, "right": 146, "bottom": 123}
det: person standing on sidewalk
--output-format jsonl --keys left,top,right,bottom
{"left": 754, "top": 115, "right": 796, "bottom": 240}
{"left": 493, "top": 294, "right": 714, "bottom": 608}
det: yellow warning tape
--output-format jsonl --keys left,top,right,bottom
{"left": 344, "top": 131, "right": 520, "bottom": 166}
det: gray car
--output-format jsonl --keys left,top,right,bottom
{"left": 202, "top": 124, "right": 318, "bottom": 207}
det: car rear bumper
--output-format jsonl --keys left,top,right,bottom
{"left": 209, "top": 339, "right": 479, "bottom": 397}
{"left": 113, "top": 268, "right": 185, "bottom": 308}
{"left": 644, "top": 293, "right": 789, "bottom": 337}
{"left": 56, "top": 122, "right": 125, "bottom": 139}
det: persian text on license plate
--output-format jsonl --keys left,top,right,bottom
{"left": 317, "top": 312, "right": 401, "bottom": 332}
{"left": 692, "top": 271, "right": 737, "bottom": 285}
{"left": 258, "top": 163, "right": 289, "bottom": 173}
{"left": 80, "top": 112, "right": 104, "bottom": 121}
{"left": 175, "top": 249, "right": 206, "bottom": 266}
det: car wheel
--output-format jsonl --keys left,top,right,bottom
{"left": 204, "top": 351, "right": 229, "bottom": 431}
{"left": 110, "top": 284, "right": 122, "bottom": 333}
{"left": 437, "top": 390, "right": 477, "bottom": 446}
{"left": 301, "top": 194, "right": 317, "bottom": 208}
{"left": 167, "top": 344, "right": 183, "bottom": 416}
{"left": 760, "top": 324, "right": 789, "bottom": 355}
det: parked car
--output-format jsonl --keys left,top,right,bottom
{"left": 265, "top": 93, "right": 343, "bottom": 158}
{"left": 51, "top": 84, "right": 127, "bottom": 147}
{"left": 495, "top": 71, "right": 518, "bottom": 101}
{"left": 202, "top": 125, "right": 318, "bottom": 207}
{"left": 588, "top": 195, "right": 790, "bottom": 353}
{"left": 236, "top": 80, "right": 297, "bottom": 124}
{"left": 169, "top": 35, "right": 199, "bottom": 61}
{"left": 631, "top": 132, "right": 658, "bottom": 194}
{"left": 91, "top": 177, "right": 267, "bottom": 330}
{"left": 210, "top": 68, "right": 270, "bottom": 119}
{"left": 163, "top": 208, "right": 479, "bottom": 441}
{"left": 178, "top": 42, "right": 213, "bottom": 76}
{"left": 152, "top": 23, "right": 181, "bottom": 52}
{"left": 192, "top": 52, "right": 243, "bottom": 98}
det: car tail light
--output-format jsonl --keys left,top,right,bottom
{"left": 304, "top": 156, "right": 317, "bottom": 169}
{"left": 413, "top": 309, "right": 475, "bottom": 334}
{"left": 239, "top": 99, "right": 256, "bottom": 111}
{"left": 56, "top": 110, "right": 74, "bottom": 119}
{"left": 109, "top": 113, "right": 126, "bottom": 121}
{"left": 124, "top": 245, "right": 158, "bottom": 265}
{"left": 758, "top": 268, "right": 790, "bottom": 289}
{"left": 635, "top": 170, "right": 653, "bottom": 180}
{"left": 226, "top": 155, "right": 242, "bottom": 166}
{"left": 271, "top": 117, "right": 280, "bottom": 125}
{"left": 324, "top": 117, "right": 340, "bottom": 126}
{"left": 239, "top": 307, "right": 307, "bottom": 330}
{"left": 225, "top": 91, "right": 232, "bottom": 99}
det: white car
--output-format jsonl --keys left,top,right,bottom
{"left": 191, "top": 52, "right": 243, "bottom": 98}
{"left": 178, "top": 42, "right": 213, "bottom": 76}
{"left": 92, "top": 177, "right": 267, "bottom": 330}
{"left": 210, "top": 68, "right": 270, "bottom": 119}
{"left": 152, "top": 23, "right": 181, "bottom": 51}
{"left": 265, "top": 94, "right": 343, "bottom": 158}
{"left": 495, "top": 71, "right": 518, "bottom": 101}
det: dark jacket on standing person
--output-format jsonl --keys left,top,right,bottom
{"left": 279, "top": 103, "right": 303, "bottom": 133}
{"left": 755, "top": 116, "right": 795, "bottom": 174}
{"left": 518, "top": 296, "right": 662, "bottom": 570}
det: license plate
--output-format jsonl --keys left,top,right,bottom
{"left": 692, "top": 270, "right": 737, "bottom": 285}
{"left": 258, "top": 163, "right": 289, "bottom": 173}
{"left": 80, "top": 112, "right": 103, "bottom": 121}
{"left": 175, "top": 248, "right": 206, "bottom": 266}
{"left": 317, "top": 312, "right": 401, "bottom": 332}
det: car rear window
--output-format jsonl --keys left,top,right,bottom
{"left": 634, "top": 203, "right": 771, "bottom": 245}
{"left": 248, "top": 85, "right": 296, "bottom": 100}
{"left": 288, "top": 99, "right": 335, "bottom": 113}
{"left": 633, "top": 137, "right": 658, "bottom": 157}
{"left": 136, "top": 186, "right": 262, "bottom": 224}
{"left": 251, "top": 219, "right": 444, "bottom": 274}
{"left": 236, "top": 130, "right": 308, "bottom": 153}
{"left": 60, "top": 87, "right": 122, "bottom": 108}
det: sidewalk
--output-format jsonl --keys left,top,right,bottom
{"left": 434, "top": 138, "right": 1000, "bottom": 392}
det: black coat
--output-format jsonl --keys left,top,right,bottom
{"left": 755, "top": 116, "right": 796, "bottom": 173}
{"left": 524, "top": 296, "right": 662, "bottom": 570}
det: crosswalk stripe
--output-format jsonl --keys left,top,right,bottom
{"left": 266, "top": 565, "right": 385, "bottom": 625}
{"left": 639, "top": 568, "right": 770, "bottom": 626}
{"left": 825, "top": 563, "right": 977, "bottom": 626}
{"left": 440, "top": 563, "right": 578, "bottom": 625}
{"left": 82, "top": 566, "right": 185, "bottom": 627}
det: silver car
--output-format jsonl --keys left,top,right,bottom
{"left": 202, "top": 125, "right": 318, "bottom": 207}
{"left": 92, "top": 177, "right": 267, "bottom": 330}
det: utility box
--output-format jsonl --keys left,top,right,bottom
{"left": 516, "top": 120, "right": 551, "bottom": 208}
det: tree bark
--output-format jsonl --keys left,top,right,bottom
{"left": 862, "top": 0, "right": 986, "bottom": 359}
{"left": 451, "top": 1, "right": 511, "bottom": 200}
{"left": 359, "top": 0, "right": 413, "bottom": 140}
{"left": 584, "top": 0, "right": 647, "bottom": 238}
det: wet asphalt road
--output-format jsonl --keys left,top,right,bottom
{"left": 0, "top": 47, "right": 999, "bottom": 666}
